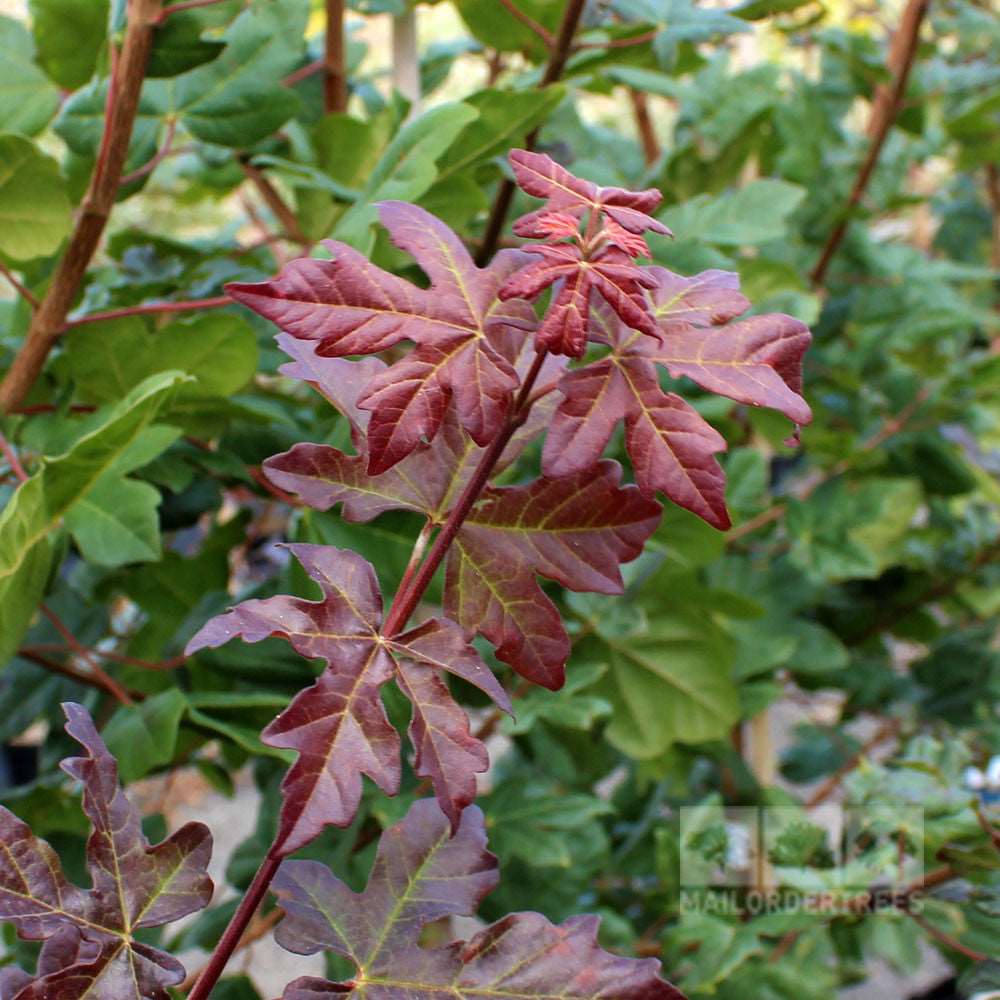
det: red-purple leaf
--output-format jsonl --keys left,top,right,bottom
{"left": 499, "top": 244, "right": 658, "bottom": 357}
{"left": 273, "top": 798, "right": 683, "bottom": 1000}
{"left": 509, "top": 149, "right": 671, "bottom": 237}
{"left": 228, "top": 203, "right": 536, "bottom": 472}
{"left": 543, "top": 357, "right": 729, "bottom": 529}
{"left": 621, "top": 367, "right": 730, "bottom": 530}
{"left": 185, "top": 545, "right": 508, "bottom": 849}
{"left": 446, "top": 461, "right": 661, "bottom": 688}
{"left": 0, "top": 705, "right": 212, "bottom": 1000}
{"left": 262, "top": 339, "right": 657, "bottom": 689}
{"left": 542, "top": 266, "right": 811, "bottom": 528}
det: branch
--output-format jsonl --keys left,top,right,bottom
{"left": 324, "top": 0, "right": 348, "bottom": 114}
{"left": 179, "top": 907, "right": 282, "bottom": 993}
{"left": 0, "top": 0, "right": 164, "bottom": 414}
{"left": 381, "top": 349, "right": 549, "bottom": 637}
{"left": 239, "top": 159, "right": 310, "bottom": 249}
{"left": 805, "top": 719, "right": 900, "bottom": 808}
{"left": 575, "top": 28, "right": 658, "bottom": 50}
{"left": 499, "top": 0, "right": 553, "bottom": 46}
{"left": 906, "top": 910, "right": 988, "bottom": 962}
{"left": 475, "top": 0, "right": 587, "bottom": 266}
{"left": 186, "top": 854, "right": 283, "bottom": 1000}
{"left": 726, "top": 386, "right": 930, "bottom": 545}
{"left": 119, "top": 116, "right": 177, "bottom": 185}
{"left": 0, "top": 261, "right": 39, "bottom": 310}
{"left": 629, "top": 89, "right": 660, "bottom": 165}
{"left": 0, "top": 431, "right": 29, "bottom": 484}
{"left": 809, "top": 0, "right": 929, "bottom": 288}
{"left": 283, "top": 57, "right": 324, "bottom": 87}
{"left": 158, "top": 0, "right": 228, "bottom": 20}
{"left": 39, "top": 604, "right": 136, "bottom": 706}
{"left": 17, "top": 649, "right": 137, "bottom": 705}
{"left": 64, "top": 295, "right": 231, "bottom": 329}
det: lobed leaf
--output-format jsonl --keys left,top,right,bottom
{"left": 543, "top": 267, "right": 811, "bottom": 528}
{"left": 228, "top": 203, "right": 536, "bottom": 473}
{"left": 509, "top": 149, "right": 671, "bottom": 236}
{"left": 186, "top": 545, "right": 509, "bottom": 849}
{"left": 0, "top": 704, "right": 212, "bottom": 1000}
{"left": 273, "top": 798, "right": 683, "bottom": 1000}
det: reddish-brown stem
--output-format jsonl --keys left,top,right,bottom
{"left": 17, "top": 649, "right": 140, "bottom": 703}
{"left": 179, "top": 908, "right": 282, "bottom": 993}
{"left": 240, "top": 160, "right": 310, "bottom": 249}
{"left": 499, "top": 0, "right": 553, "bottom": 46}
{"left": 64, "top": 296, "right": 231, "bottom": 330}
{"left": 393, "top": 519, "right": 436, "bottom": 610}
{"left": 976, "top": 803, "right": 1000, "bottom": 854}
{"left": 283, "top": 57, "right": 325, "bottom": 87}
{"left": 805, "top": 719, "right": 900, "bottom": 807}
{"left": 120, "top": 117, "right": 177, "bottom": 185}
{"left": 475, "top": 0, "right": 587, "bottom": 266}
{"left": 575, "top": 28, "right": 658, "bottom": 50}
{"left": 810, "top": 0, "right": 929, "bottom": 288}
{"left": 40, "top": 605, "right": 135, "bottom": 706}
{"left": 21, "top": 643, "right": 184, "bottom": 672}
{"left": 382, "top": 349, "right": 549, "bottom": 637}
{"left": 726, "top": 387, "right": 929, "bottom": 544}
{"left": 324, "top": 0, "right": 348, "bottom": 114}
{"left": 0, "top": 0, "right": 163, "bottom": 414}
{"left": 0, "top": 261, "right": 39, "bottom": 310}
{"left": 906, "top": 910, "right": 988, "bottom": 962}
{"left": 0, "top": 431, "right": 28, "bottom": 483}
{"left": 158, "top": 0, "right": 227, "bottom": 19}
{"left": 181, "top": 343, "right": 548, "bottom": 997}
{"left": 628, "top": 89, "right": 659, "bottom": 165}
{"left": 185, "top": 853, "right": 283, "bottom": 1000}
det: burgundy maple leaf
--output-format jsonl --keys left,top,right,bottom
{"left": 185, "top": 544, "right": 511, "bottom": 851}
{"left": 542, "top": 267, "right": 812, "bottom": 529}
{"left": 261, "top": 340, "right": 660, "bottom": 691}
{"left": 227, "top": 203, "right": 536, "bottom": 474}
{"left": 273, "top": 798, "right": 685, "bottom": 1000}
{"left": 499, "top": 243, "right": 659, "bottom": 357}
{"left": 509, "top": 148, "right": 672, "bottom": 237}
{"left": 0, "top": 704, "right": 213, "bottom": 1000}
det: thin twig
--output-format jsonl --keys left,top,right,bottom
{"left": 475, "top": 0, "right": 587, "bottom": 266}
{"left": 976, "top": 804, "right": 1000, "bottom": 855}
{"left": 64, "top": 296, "right": 232, "bottom": 330}
{"left": 0, "top": 0, "right": 164, "bottom": 413}
{"left": 806, "top": 719, "right": 900, "bottom": 807}
{"left": 575, "top": 28, "right": 658, "bottom": 50}
{"left": 499, "top": 0, "right": 553, "bottom": 46}
{"left": 628, "top": 88, "right": 659, "bottom": 165}
{"left": 810, "top": 0, "right": 930, "bottom": 287}
{"left": 0, "top": 261, "right": 39, "bottom": 310}
{"left": 40, "top": 605, "right": 135, "bottom": 706}
{"left": 324, "top": 0, "right": 348, "bottom": 113}
{"left": 0, "top": 431, "right": 29, "bottom": 483}
{"left": 726, "top": 387, "right": 930, "bottom": 544}
{"left": 158, "top": 0, "right": 228, "bottom": 20}
{"left": 381, "top": 349, "right": 549, "bottom": 638}
{"left": 179, "top": 907, "right": 283, "bottom": 993}
{"left": 119, "top": 117, "right": 177, "bottom": 185}
{"left": 906, "top": 910, "right": 988, "bottom": 962}
{"left": 17, "top": 649, "right": 138, "bottom": 705}
{"left": 240, "top": 160, "right": 310, "bottom": 249}
{"left": 283, "top": 57, "right": 324, "bottom": 87}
